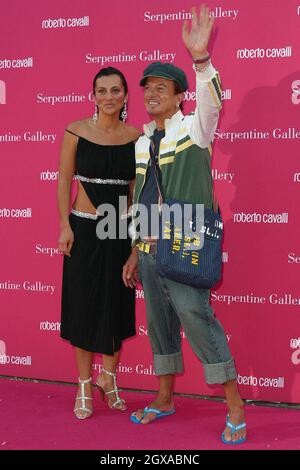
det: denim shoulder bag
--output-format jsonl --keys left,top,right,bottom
{"left": 150, "top": 140, "right": 223, "bottom": 289}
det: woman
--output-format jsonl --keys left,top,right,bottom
{"left": 57, "top": 67, "right": 140, "bottom": 419}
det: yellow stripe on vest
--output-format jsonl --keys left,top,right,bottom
{"left": 213, "top": 76, "right": 222, "bottom": 99}
{"left": 160, "top": 156, "right": 175, "bottom": 165}
{"left": 160, "top": 141, "right": 176, "bottom": 150}
{"left": 136, "top": 152, "right": 149, "bottom": 160}
{"left": 207, "top": 82, "right": 222, "bottom": 110}
{"left": 215, "top": 73, "right": 222, "bottom": 92}
{"left": 175, "top": 139, "right": 194, "bottom": 154}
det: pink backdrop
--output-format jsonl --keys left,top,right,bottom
{"left": 1, "top": 0, "right": 300, "bottom": 403}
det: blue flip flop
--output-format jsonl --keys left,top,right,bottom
{"left": 221, "top": 414, "right": 247, "bottom": 444}
{"left": 130, "top": 406, "right": 176, "bottom": 424}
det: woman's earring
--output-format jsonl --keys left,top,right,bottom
{"left": 92, "top": 104, "right": 98, "bottom": 124}
{"left": 121, "top": 101, "right": 127, "bottom": 122}
{"left": 176, "top": 102, "right": 180, "bottom": 108}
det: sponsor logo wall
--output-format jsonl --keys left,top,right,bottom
{"left": 0, "top": 0, "right": 299, "bottom": 403}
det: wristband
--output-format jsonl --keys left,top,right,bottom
{"left": 193, "top": 55, "right": 210, "bottom": 64}
{"left": 193, "top": 60, "right": 211, "bottom": 73}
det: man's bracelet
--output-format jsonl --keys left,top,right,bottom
{"left": 193, "top": 59, "right": 211, "bottom": 73}
{"left": 193, "top": 54, "right": 210, "bottom": 64}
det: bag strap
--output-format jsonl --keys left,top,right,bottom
{"left": 150, "top": 140, "right": 164, "bottom": 208}
{"left": 150, "top": 139, "right": 220, "bottom": 214}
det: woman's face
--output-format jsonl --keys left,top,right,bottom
{"left": 94, "top": 74, "right": 127, "bottom": 117}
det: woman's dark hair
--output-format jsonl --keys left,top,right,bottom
{"left": 93, "top": 67, "right": 128, "bottom": 120}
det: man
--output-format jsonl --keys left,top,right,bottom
{"left": 123, "top": 4, "right": 246, "bottom": 444}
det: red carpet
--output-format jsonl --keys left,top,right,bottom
{"left": 0, "top": 377, "right": 299, "bottom": 450}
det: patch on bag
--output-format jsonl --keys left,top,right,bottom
{"left": 162, "top": 216, "right": 223, "bottom": 254}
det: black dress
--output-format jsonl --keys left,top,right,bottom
{"left": 60, "top": 134, "right": 136, "bottom": 354}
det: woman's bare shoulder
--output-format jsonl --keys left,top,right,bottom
{"left": 65, "top": 118, "right": 92, "bottom": 135}
{"left": 124, "top": 124, "right": 141, "bottom": 143}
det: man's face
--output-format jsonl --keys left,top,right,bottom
{"left": 143, "top": 77, "right": 181, "bottom": 120}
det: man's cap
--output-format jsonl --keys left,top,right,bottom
{"left": 139, "top": 62, "right": 189, "bottom": 92}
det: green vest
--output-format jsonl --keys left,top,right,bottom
{"left": 134, "top": 110, "right": 213, "bottom": 208}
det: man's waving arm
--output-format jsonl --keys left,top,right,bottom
{"left": 182, "top": 4, "right": 222, "bottom": 148}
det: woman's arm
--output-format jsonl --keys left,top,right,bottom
{"left": 57, "top": 129, "right": 77, "bottom": 256}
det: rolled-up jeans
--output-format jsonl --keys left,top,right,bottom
{"left": 138, "top": 251, "right": 237, "bottom": 385}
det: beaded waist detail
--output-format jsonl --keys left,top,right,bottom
{"left": 71, "top": 209, "right": 98, "bottom": 220}
{"left": 75, "top": 174, "right": 130, "bottom": 185}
